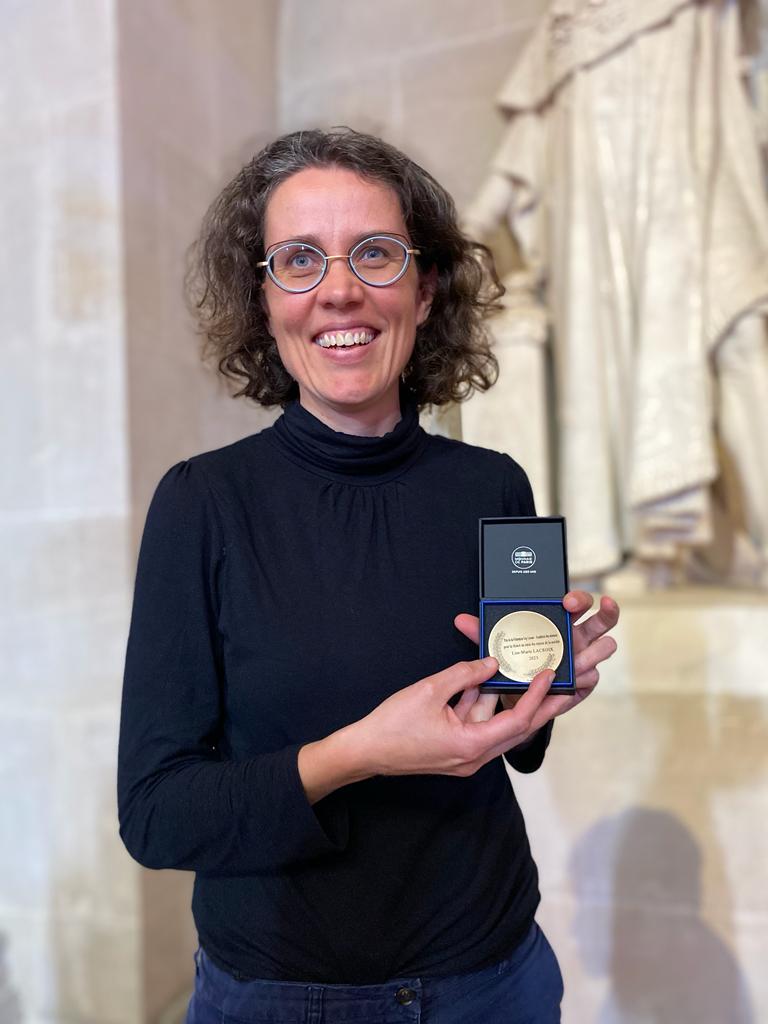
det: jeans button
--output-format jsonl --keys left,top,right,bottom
{"left": 395, "top": 986, "right": 416, "bottom": 1006}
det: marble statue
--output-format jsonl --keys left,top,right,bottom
{"left": 463, "top": 0, "right": 768, "bottom": 587}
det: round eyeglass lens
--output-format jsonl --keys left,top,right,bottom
{"left": 350, "top": 236, "right": 409, "bottom": 286}
{"left": 268, "top": 243, "right": 326, "bottom": 290}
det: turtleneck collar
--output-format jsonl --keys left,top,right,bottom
{"left": 268, "top": 394, "right": 428, "bottom": 483}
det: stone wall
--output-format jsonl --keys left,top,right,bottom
{"left": 0, "top": 2, "right": 277, "bottom": 1021}
{"left": 278, "top": 0, "right": 549, "bottom": 211}
{"left": 118, "top": 0, "right": 280, "bottom": 528}
{"left": 0, "top": 2, "right": 136, "bottom": 1021}
{"left": 117, "top": 3, "right": 279, "bottom": 1019}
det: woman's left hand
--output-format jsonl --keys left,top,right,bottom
{"left": 452, "top": 590, "right": 620, "bottom": 727}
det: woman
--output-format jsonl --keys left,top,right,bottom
{"left": 118, "top": 128, "right": 619, "bottom": 1023}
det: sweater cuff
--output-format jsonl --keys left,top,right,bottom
{"left": 284, "top": 744, "right": 350, "bottom": 856}
{"left": 503, "top": 721, "right": 553, "bottom": 773}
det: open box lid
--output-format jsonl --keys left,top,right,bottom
{"left": 479, "top": 516, "right": 569, "bottom": 599}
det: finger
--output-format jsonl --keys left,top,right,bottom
{"left": 574, "top": 668, "right": 599, "bottom": 691}
{"left": 453, "top": 685, "right": 480, "bottom": 721}
{"left": 483, "top": 679, "right": 580, "bottom": 759}
{"left": 427, "top": 656, "right": 498, "bottom": 703}
{"left": 513, "top": 667, "right": 558, "bottom": 711}
{"left": 563, "top": 589, "right": 594, "bottom": 618}
{"left": 465, "top": 692, "right": 500, "bottom": 724}
{"left": 573, "top": 634, "right": 617, "bottom": 676}
{"left": 571, "top": 595, "right": 620, "bottom": 653}
{"left": 527, "top": 693, "right": 574, "bottom": 733}
{"left": 472, "top": 670, "right": 554, "bottom": 747}
{"left": 454, "top": 613, "right": 480, "bottom": 645}
{"left": 528, "top": 667, "right": 601, "bottom": 731}
{"left": 477, "top": 673, "right": 563, "bottom": 761}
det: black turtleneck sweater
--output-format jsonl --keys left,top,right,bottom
{"left": 118, "top": 399, "right": 552, "bottom": 984}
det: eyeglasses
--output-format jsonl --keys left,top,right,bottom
{"left": 257, "top": 234, "right": 421, "bottom": 293}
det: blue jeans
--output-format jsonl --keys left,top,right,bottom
{"left": 184, "top": 922, "right": 562, "bottom": 1023}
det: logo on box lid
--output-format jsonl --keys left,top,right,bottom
{"left": 512, "top": 548, "right": 540, "bottom": 573}
{"left": 511, "top": 546, "right": 536, "bottom": 570}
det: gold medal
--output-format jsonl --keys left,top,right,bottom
{"left": 488, "top": 610, "right": 564, "bottom": 683}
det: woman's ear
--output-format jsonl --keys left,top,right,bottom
{"left": 416, "top": 265, "right": 438, "bottom": 326}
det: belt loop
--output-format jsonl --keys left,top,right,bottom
{"left": 306, "top": 984, "right": 323, "bottom": 1024}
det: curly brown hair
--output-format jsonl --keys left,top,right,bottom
{"left": 186, "top": 128, "right": 502, "bottom": 408}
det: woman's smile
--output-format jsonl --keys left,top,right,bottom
{"left": 313, "top": 326, "right": 378, "bottom": 349}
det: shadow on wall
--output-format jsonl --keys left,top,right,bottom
{"left": 570, "top": 808, "right": 753, "bottom": 1023}
{"left": 0, "top": 933, "right": 23, "bottom": 1024}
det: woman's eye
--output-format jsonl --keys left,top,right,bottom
{"left": 276, "top": 247, "right": 323, "bottom": 275}
{"left": 290, "top": 252, "right": 315, "bottom": 268}
{"left": 358, "top": 246, "right": 386, "bottom": 262}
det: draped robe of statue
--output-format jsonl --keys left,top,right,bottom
{"left": 463, "top": 0, "right": 768, "bottom": 585}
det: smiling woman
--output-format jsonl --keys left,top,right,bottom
{"left": 259, "top": 166, "right": 435, "bottom": 435}
{"left": 185, "top": 128, "right": 502, "bottom": 415}
{"left": 119, "top": 128, "right": 619, "bottom": 1024}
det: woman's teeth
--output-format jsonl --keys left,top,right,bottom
{"left": 315, "top": 330, "right": 375, "bottom": 348}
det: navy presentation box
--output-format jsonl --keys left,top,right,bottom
{"left": 479, "top": 516, "right": 575, "bottom": 693}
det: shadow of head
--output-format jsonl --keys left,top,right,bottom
{"left": 569, "top": 807, "right": 753, "bottom": 1022}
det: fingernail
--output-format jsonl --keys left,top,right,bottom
{"left": 483, "top": 657, "right": 497, "bottom": 669}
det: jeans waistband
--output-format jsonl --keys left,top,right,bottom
{"left": 194, "top": 922, "right": 542, "bottom": 1023}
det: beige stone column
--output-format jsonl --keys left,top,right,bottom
{"left": 1, "top": 2, "right": 277, "bottom": 1022}
{"left": 118, "top": 3, "right": 279, "bottom": 1020}
{"left": 0, "top": 2, "right": 137, "bottom": 1020}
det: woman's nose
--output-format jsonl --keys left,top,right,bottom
{"left": 317, "top": 258, "right": 365, "bottom": 306}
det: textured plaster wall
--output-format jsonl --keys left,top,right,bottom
{"left": 118, "top": 0, "right": 279, "bottom": 531}
{"left": 278, "top": 0, "right": 549, "bottom": 214}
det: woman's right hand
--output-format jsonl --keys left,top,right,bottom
{"left": 298, "top": 657, "right": 555, "bottom": 804}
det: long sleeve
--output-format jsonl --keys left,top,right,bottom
{"left": 500, "top": 455, "right": 556, "bottom": 773}
{"left": 503, "top": 720, "right": 553, "bottom": 773}
{"left": 117, "top": 461, "right": 348, "bottom": 875}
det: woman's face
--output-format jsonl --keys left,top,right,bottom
{"left": 262, "top": 166, "right": 434, "bottom": 434}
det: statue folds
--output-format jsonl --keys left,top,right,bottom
{"left": 464, "top": 0, "right": 768, "bottom": 587}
